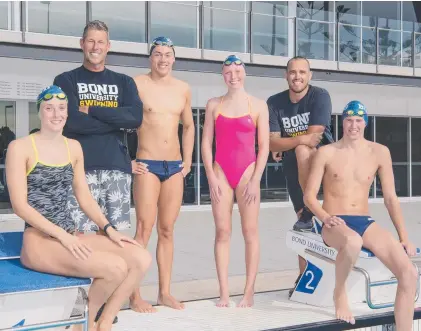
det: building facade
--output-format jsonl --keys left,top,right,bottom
{"left": 1, "top": 1, "right": 421, "bottom": 212}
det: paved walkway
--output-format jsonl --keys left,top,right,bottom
{"left": 125, "top": 201, "right": 421, "bottom": 304}
{"left": 2, "top": 201, "right": 421, "bottom": 304}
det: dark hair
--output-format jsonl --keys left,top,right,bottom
{"left": 286, "top": 56, "right": 311, "bottom": 71}
{"left": 82, "top": 20, "right": 109, "bottom": 40}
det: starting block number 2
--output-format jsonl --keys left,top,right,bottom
{"left": 295, "top": 261, "right": 323, "bottom": 294}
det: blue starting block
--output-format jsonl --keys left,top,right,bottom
{"left": 286, "top": 219, "right": 420, "bottom": 310}
{"left": 0, "top": 231, "right": 91, "bottom": 331}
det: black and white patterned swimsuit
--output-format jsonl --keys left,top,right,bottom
{"left": 25, "top": 134, "right": 75, "bottom": 234}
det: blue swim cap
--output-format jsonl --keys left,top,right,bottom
{"left": 223, "top": 54, "right": 245, "bottom": 67}
{"left": 37, "top": 85, "right": 67, "bottom": 111}
{"left": 342, "top": 100, "right": 368, "bottom": 125}
{"left": 149, "top": 36, "right": 175, "bottom": 56}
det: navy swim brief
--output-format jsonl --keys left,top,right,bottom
{"left": 136, "top": 159, "right": 183, "bottom": 182}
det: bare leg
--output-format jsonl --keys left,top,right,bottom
{"left": 130, "top": 173, "right": 161, "bottom": 313}
{"left": 20, "top": 228, "right": 152, "bottom": 331}
{"left": 235, "top": 163, "right": 260, "bottom": 308}
{"left": 362, "top": 223, "right": 418, "bottom": 331}
{"left": 156, "top": 172, "right": 185, "bottom": 309}
{"left": 212, "top": 163, "right": 234, "bottom": 307}
{"left": 322, "top": 224, "right": 362, "bottom": 324}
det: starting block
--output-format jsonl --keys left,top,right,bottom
{"left": 286, "top": 219, "right": 420, "bottom": 310}
{"left": 0, "top": 231, "right": 91, "bottom": 331}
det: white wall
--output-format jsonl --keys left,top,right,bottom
{"left": 1, "top": 56, "right": 421, "bottom": 117}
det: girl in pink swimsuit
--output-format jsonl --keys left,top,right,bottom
{"left": 201, "top": 55, "right": 270, "bottom": 308}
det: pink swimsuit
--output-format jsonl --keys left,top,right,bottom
{"left": 214, "top": 97, "right": 257, "bottom": 189}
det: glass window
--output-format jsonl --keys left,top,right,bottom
{"left": 378, "top": 29, "right": 401, "bottom": 66}
{"left": 199, "top": 109, "right": 215, "bottom": 205}
{"left": 362, "top": 1, "right": 401, "bottom": 30}
{"left": 28, "top": 1, "right": 86, "bottom": 37}
{"left": 296, "top": 20, "right": 334, "bottom": 61}
{"left": 0, "top": 101, "right": 16, "bottom": 205}
{"left": 402, "top": 1, "right": 421, "bottom": 32}
{"left": 0, "top": 1, "right": 9, "bottom": 30}
{"left": 263, "top": 157, "right": 289, "bottom": 203}
{"left": 150, "top": 2, "right": 198, "bottom": 48}
{"left": 203, "top": 8, "right": 247, "bottom": 53}
{"left": 362, "top": 26, "right": 377, "bottom": 64}
{"left": 29, "top": 102, "right": 41, "bottom": 133}
{"left": 402, "top": 32, "right": 413, "bottom": 67}
{"left": 336, "top": 1, "right": 361, "bottom": 26}
{"left": 297, "top": 1, "right": 335, "bottom": 22}
{"left": 339, "top": 24, "right": 361, "bottom": 63}
{"left": 252, "top": 1, "right": 287, "bottom": 16}
{"left": 178, "top": 109, "right": 198, "bottom": 205}
{"left": 251, "top": 14, "right": 288, "bottom": 56}
{"left": 91, "top": 1, "right": 146, "bottom": 43}
{"left": 415, "top": 33, "right": 421, "bottom": 68}
{"left": 411, "top": 118, "right": 421, "bottom": 196}
{"left": 375, "top": 117, "right": 409, "bottom": 197}
{"left": 204, "top": 1, "right": 246, "bottom": 11}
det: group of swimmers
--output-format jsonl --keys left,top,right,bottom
{"left": 5, "top": 20, "right": 418, "bottom": 331}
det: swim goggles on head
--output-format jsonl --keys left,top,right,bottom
{"left": 37, "top": 92, "right": 67, "bottom": 106}
{"left": 345, "top": 110, "right": 366, "bottom": 116}
{"left": 223, "top": 55, "right": 244, "bottom": 66}
{"left": 150, "top": 36, "right": 175, "bottom": 56}
{"left": 36, "top": 85, "right": 68, "bottom": 110}
{"left": 152, "top": 36, "right": 174, "bottom": 47}
{"left": 341, "top": 100, "right": 368, "bottom": 125}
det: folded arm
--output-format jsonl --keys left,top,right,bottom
{"left": 88, "top": 76, "right": 143, "bottom": 130}
{"left": 53, "top": 74, "right": 116, "bottom": 135}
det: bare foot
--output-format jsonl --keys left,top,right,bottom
{"left": 237, "top": 292, "right": 254, "bottom": 308}
{"left": 334, "top": 289, "right": 355, "bottom": 324}
{"left": 130, "top": 292, "right": 157, "bottom": 313}
{"left": 216, "top": 296, "right": 230, "bottom": 308}
{"left": 157, "top": 294, "right": 185, "bottom": 310}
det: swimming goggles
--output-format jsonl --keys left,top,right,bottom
{"left": 345, "top": 110, "right": 365, "bottom": 116}
{"left": 223, "top": 55, "right": 244, "bottom": 66}
{"left": 37, "top": 92, "right": 67, "bottom": 105}
{"left": 151, "top": 36, "right": 174, "bottom": 48}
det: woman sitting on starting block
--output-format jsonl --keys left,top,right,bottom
{"left": 6, "top": 85, "right": 152, "bottom": 331}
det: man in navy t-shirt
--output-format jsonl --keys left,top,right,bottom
{"left": 53, "top": 20, "right": 144, "bottom": 321}
{"left": 267, "top": 56, "right": 334, "bottom": 296}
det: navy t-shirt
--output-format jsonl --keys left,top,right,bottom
{"left": 267, "top": 85, "right": 334, "bottom": 155}
{"left": 54, "top": 66, "right": 143, "bottom": 174}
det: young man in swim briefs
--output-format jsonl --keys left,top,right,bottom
{"left": 202, "top": 55, "right": 270, "bottom": 307}
{"left": 268, "top": 56, "right": 334, "bottom": 296}
{"left": 304, "top": 100, "right": 418, "bottom": 328}
{"left": 130, "top": 36, "right": 195, "bottom": 312}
